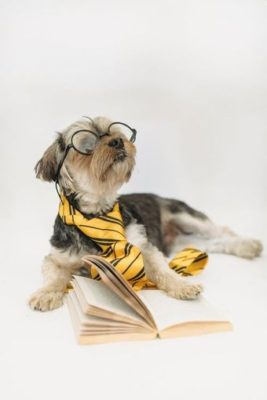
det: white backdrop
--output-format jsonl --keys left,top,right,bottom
{"left": 1, "top": 0, "right": 267, "bottom": 231}
{"left": 1, "top": 1, "right": 267, "bottom": 400}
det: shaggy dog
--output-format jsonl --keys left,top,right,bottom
{"left": 29, "top": 116, "right": 263, "bottom": 311}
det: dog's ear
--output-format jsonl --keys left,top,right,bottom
{"left": 35, "top": 134, "right": 65, "bottom": 182}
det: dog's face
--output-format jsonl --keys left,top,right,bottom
{"left": 35, "top": 117, "right": 136, "bottom": 196}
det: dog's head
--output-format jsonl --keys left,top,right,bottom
{"left": 35, "top": 117, "right": 136, "bottom": 198}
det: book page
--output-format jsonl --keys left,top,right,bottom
{"left": 68, "top": 291, "right": 137, "bottom": 328}
{"left": 82, "top": 256, "right": 156, "bottom": 328}
{"left": 73, "top": 275, "right": 145, "bottom": 324}
{"left": 67, "top": 292, "right": 149, "bottom": 333}
{"left": 138, "top": 290, "right": 230, "bottom": 332}
{"left": 66, "top": 293, "right": 156, "bottom": 345}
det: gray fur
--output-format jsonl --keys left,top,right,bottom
{"left": 50, "top": 192, "right": 207, "bottom": 257}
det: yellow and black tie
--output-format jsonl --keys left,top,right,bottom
{"left": 59, "top": 195, "right": 208, "bottom": 290}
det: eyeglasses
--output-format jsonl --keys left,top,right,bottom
{"left": 54, "top": 121, "right": 137, "bottom": 184}
{"left": 71, "top": 122, "right": 137, "bottom": 156}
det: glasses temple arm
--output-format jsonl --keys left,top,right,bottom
{"left": 54, "top": 145, "right": 72, "bottom": 203}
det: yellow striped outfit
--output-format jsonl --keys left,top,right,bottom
{"left": 59, "top": 195, "right": 208, "bottom": 290}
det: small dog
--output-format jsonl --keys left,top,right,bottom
{"left": 29, "top": 116, "right": 263, "bottom": 311}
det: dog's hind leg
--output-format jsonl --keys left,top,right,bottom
{"left": 161, "top": 199, "right": 263, "bottom": 259}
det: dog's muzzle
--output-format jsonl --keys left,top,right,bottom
{"left": 114, "top": 150, "right": 127, "bottom": 162}
{"left": 108, "top": 138, "right": 124, "bottom": 150}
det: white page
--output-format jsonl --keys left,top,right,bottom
{"left": 73, "top": 276, "right": 143, "bottom": 322}
{"left": 68, "top": 292, "right": 146, "bottom": 333}
{"left": 138, "top": 290, "right": 229, "bottom": 332}
{"left": 68, "top": 291, "right": 129, "bottom": 327}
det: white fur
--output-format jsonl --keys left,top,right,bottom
{"left": 28, "top": 247, "right": 84, "bottom": 311}
{"left": 168, "top": 212, "right": 263, "bottom": 259}
{"left": 68, "top": 170, "right": 119, "bottom": 214}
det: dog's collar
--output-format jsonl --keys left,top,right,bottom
{"left": 59, "top": 192, "right": 118, "bottom": 219}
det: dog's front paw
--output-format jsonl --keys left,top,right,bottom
{"left": 167, "top": 282, "right": 203, "bottom": 300}
{"left": 28, "top": 289, "right": 65, "bottom": 311}
{"left": 234, "top": 238, "right": 263, "bottom": 259}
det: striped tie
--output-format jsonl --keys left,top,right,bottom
{"left": 59, "top": 196, "right": 208, "bottom": 290}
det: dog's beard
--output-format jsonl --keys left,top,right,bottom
{"left": 88, "top": 140, "right": 135, "bottom": 184}
{"left": 62, "top": 141, "right": 135, "bottom": 196}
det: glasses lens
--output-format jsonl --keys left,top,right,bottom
{"left": 108, "top": 123, "right": 136, "bottom": 142}
{"left": 72, "top": 130, "right": 99, "bottom": 154}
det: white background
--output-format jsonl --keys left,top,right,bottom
{"left": 1, "top": 1, "right": 267, "bottom": 399}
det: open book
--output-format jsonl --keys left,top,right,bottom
{"left": 65, "top": 256, "right": 233, "bottom": 344}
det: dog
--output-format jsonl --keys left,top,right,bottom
{"left": 29, "top": 116, "right": 263, "bottom": 311}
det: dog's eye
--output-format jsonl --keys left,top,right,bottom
{"left": 72, "top": 131, "right": 99, "bottom": 154}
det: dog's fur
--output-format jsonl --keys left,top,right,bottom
{"left": 29, "top": 116, "right": 263, "bottom": 311}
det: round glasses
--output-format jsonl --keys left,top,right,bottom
{"left": 54, "top": 121, "right": 137, "bottom": 184}
{"left": 71, "top": 122, "right": 137, "bottom": 155}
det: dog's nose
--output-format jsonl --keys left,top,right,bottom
{"left": 108, "top": 138, "right": 124, "bottom": 149}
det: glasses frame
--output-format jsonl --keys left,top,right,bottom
{"left": 107, "top": 122, "right": 137, "bottom": 143}
{"left": 71, "top": 129, "right": 103, "bottom": 156}
{"left": 54, "top": 121, "right": 137, "bottom": 185}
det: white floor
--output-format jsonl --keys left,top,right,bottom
{"left": 1, "top": 209, "right": 267, "bottom": 400}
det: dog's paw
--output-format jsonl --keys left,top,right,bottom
{"left": 28, "top": 289, "right": 65, "bottom": 311}
{"left": 167, "top": 282, "right": 203, "bottom": 300}
{"left": 234, "top": 238, "right": 263, "bottom": 259}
